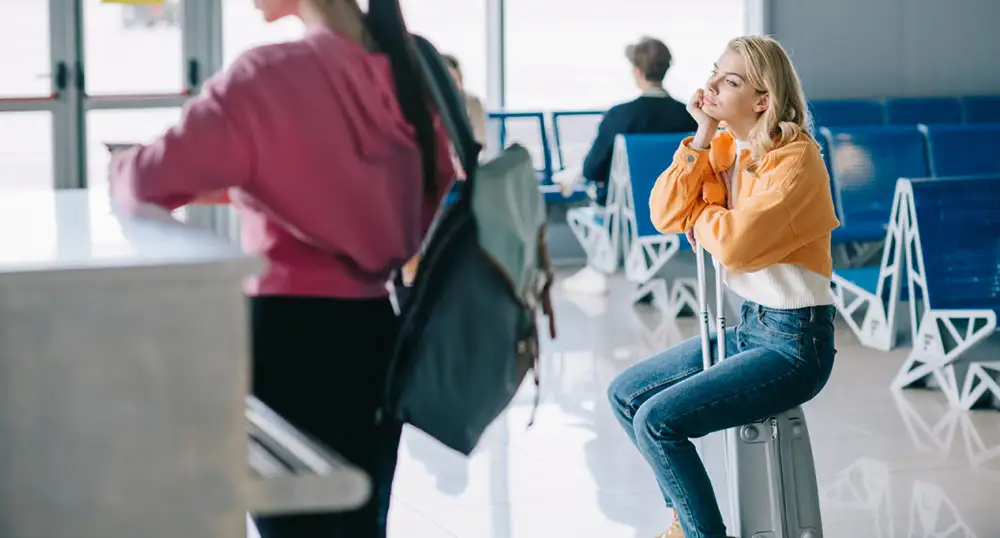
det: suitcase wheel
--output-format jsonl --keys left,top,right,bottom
{"left": 740, "top": 424, "right": 762, "bottom": 442}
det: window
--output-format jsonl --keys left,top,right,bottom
{"left": 83, "top": 0, "right": 185, "bottom": 96}
{"left": 504, "top": 0, "right": 745, "bottom": 110}
{"left": 0, "top": 190, "right": 56, "bottom": 265}
{"left": 398, "top": 0, "right": 489, "bottom": 105}
{"left": 222, "top": 1, "right": 488, "bottom": 104}
{"left": 85, "top": 108, "right": 183, "bottom": 190}
{"left": 0, "top": 111, "right": 54, "bottom": 190}
{"left": 222, "top": 0, "right": 305, "bottom": 68}
{"left": 0, "top": 1, "right": 54, "bottom": 189}
{"left": 0, "top": 0, "right": 51, "bottom": 98}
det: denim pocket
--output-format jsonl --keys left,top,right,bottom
{"left": 807, "top": 314, "right": 838, "bottom": 374}
{"left": 755, "top": 308, "right": 804, "bottom": 340}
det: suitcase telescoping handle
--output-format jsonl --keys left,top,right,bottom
{"left": 695, "top": 242, "right": 727, "bottom": 371}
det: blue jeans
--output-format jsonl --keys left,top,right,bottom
{"left": 607, "top": 301, "right": 836, "bottom": 538}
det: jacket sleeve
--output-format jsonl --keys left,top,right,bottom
{"left": 111, "top": 63, "right": 254, "bottom": 211}
{"left": 693, "top": 146, "right": 838, "bottom": 272}
{"left": 648, "top": 137, "right": 725, "bottom": 234}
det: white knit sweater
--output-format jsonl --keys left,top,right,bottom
{"left": 715, "top": 141, "right": 832, "bottom": 309}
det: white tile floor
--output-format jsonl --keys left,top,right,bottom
{"left": 384, "top": 272, "right": 1000, "bottom": 538}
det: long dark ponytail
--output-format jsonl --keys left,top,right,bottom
{"left": 362, "top": 0, "right": 438, "bottom": 195}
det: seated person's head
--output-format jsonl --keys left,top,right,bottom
{"left": 700, "top": 36, "right": 810, "bottom": 153}
{"left": 442, "top": 54, "right": 464, "bottom": 89}
{"left": 625, "top": 37, "right": 672, "bottom": 90}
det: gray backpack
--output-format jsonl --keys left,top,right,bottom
{"left": 381, "top": 33, "right": 556, "bottom": 455}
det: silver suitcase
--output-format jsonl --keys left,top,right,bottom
{"left": 695, "top": 244, "right": 824, "bottom": 538}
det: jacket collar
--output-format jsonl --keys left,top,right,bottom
{"left": 709, "top": 129, "right": 752, "bottom": 173}
{"left": 640, "top": 87, "right": 670, "bottom": 98}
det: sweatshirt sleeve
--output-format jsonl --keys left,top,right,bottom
{"left": 693, "top": 144, "right": 838, "bottom": 273}
{"left": 111, "top": 62, "right": 254, "bottom": 211}
{"left": 648, "top": 137, "right": 726, "bottom": 234}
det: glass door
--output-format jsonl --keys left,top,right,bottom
{"left": 80, "top": 0, "right": 195, "bottom": 191}
{"left": 0, "top": 0, "right": 60, "bottom": 190}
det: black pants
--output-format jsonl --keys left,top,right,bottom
{"left": 250, "top": 295, "right": 402, "bottom": 538}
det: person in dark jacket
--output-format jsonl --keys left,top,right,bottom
{"left": 562, "top": 36, "right": 697, "bottom": 295}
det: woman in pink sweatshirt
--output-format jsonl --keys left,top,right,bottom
{"left": 109, "top": 1, "right": 455, "bottom": 536}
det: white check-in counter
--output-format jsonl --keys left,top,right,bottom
{"left": 0, "top": 190, "right": 369, "bottom": 538}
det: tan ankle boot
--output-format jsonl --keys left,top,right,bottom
{"left": 654, "top": 519, "right": 684, "bottom": 538}
{"left": 655, "top": 520, "right": 737, "bottom": 538}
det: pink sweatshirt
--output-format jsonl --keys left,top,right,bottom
{"left": 111, "top": 25, "right": 455, "bottom": 298}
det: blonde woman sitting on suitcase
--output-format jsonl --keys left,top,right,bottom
{"left": 607, "top": 36, "right": 838, "bottom": 538}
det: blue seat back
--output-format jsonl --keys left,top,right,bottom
{"left": 884, "top": 97, "right": 963, "bottom": 125}
{"left": 822, "top": 126, "right": 930, "bottom": 232}
{"left": 922, "top": 123, "right": 1000, "bottom": 177}
{"left": 621, "top": 133, "right": 691, "bottom": 239}
{"left": 907, "top": 176, "right": 1000, "bottom": 317}
{"left": 487, "top": 112, "right": 553, "bottom": 183}
{"left": 809, "top": 99, "right": 885, "bottom": 127}
{"left": 551, "top": 110, "right": 605, "bottom": 171}
{"left": 960, "top": 95, "right": 1000, "bottom": 124}
{"left": 815, "top": 132, "right": 845, "bottom": 223}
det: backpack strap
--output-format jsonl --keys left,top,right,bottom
{"left": 366, "top": 0, "right": 481, "bottom": 189}
{"left": 409, "top": 35, "right": 482, "bottom": 192}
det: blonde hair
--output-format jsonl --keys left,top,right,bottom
{"left": 306, "top": 0, "right": 373, "bottom": 48}
{"left": 727, "top": 36, "right": 815, "bottom": 173}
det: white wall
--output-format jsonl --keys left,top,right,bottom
{"left": 768, "top": 0, "right": 1000, "bottom": 99}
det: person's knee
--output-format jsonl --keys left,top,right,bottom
{"left": 606, "top": 376, "right": 629, "bottom": 415}
{"left": 607, "top": 374, "right": 646, "bottom": 423}
{"left": 633, "top": 399, "right": 686, "bottom": 443}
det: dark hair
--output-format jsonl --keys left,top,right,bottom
{"left": 625, "top": 37, "right": 672, "bottom": 83}
{"left": 442, "top": 54, "right": 460, "bottom": 72}
{"left": 364, "top": 1, "right": 438, "bottom": 195}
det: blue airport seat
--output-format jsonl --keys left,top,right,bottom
{"left": 829, "top": 177, "right": 913, "bottom": 352}
{"left": 551, "top": 110, "right": 605, "bottom": 171}
{"left": 836, "top": 262, "right": 918, "bottom": 304}
{"left": 816, "top": 131, "right": 831, "bottom": 174}
{"left": 820, "top": 125, "right": 931, "bottom": 241}
{"left": 809, "top": 99, "right": 885, "bottom": 127}
{"left": 487, "top": 111, "right": 554, "bottom": 184}
{"left": 835, "top": 266, "right": 881, "bottom": 294}
{"left": 908, "top": 177, "right": 1000, "bottom": 316}
{"left": 960, "top": 95, "right": 1000, "bottom": 124}
{"left": 884, "top": 97, "right": 963, "bottom": 126}
{"left": 891, "top": 175, "right": 1000, "bottom": 409}
{"left": 815, "top": 133, "right": 845, "bottom": 223}
{"left": 830, "top": 223, "right": 890, "bottom": 243}
{"left": 443, "top": 169, "right": 586, "bottom": 208}
{"left": 921, "top": 123, "right": 1000, "bottom": 177}
{"left": 622, "top": 135, "right": 686, "bottom": 242}
{"left": 614, "top": 133, "right": 699, "bottom": 316}
{"left": 563, "top": 127, "right": 629, "bottom": 275}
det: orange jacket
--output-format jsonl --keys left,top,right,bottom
{"left": 649, "top": 129, "right": 839, "bottom": 276}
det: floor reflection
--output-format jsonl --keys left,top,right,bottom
{"left": 247, "top": 272, "right": 1000, "bottom": 538}
{"left": 388, "top": 272, "right": 1000, "bottom": 537}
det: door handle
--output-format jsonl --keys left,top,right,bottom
{"left": 187, "top": 59, "right": 200, "bottom": 92}
{"left": 74, "top": 61, "right": 86, "bottom": 92}
{"left": 53, "top": 62, "right": 68, "bottom": 97}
